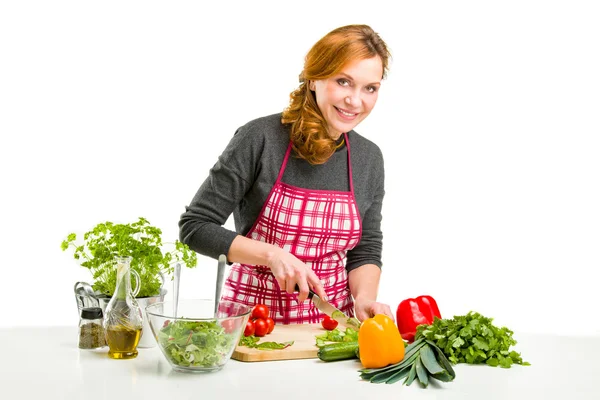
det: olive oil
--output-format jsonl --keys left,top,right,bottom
{"left": 103, "top": 256, "right": 144, "bottom": 360}
{"left": 106, "top": 325, "right": 142, "bottom": 359}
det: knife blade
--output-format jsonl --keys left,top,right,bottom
{"left": 294, "top": 285, "right": 361, "bottom": 330}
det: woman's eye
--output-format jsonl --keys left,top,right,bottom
{"left": 366, "top": 86, "right": 378, "bottom": 93}
{"left": 337, "top": 78, "right": 349, "bottom": 86}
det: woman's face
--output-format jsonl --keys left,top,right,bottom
{"left": 311, "top": 56, "right": 383, "bottom": 140}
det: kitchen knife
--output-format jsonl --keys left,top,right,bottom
{"left": 294, "top": 285, "right": 361, "bottom": 330}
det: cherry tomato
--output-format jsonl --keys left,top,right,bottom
{"left": 244, "top": 319, "right": 255, "bottom": 337}
{"left": 321, "top": 315, "right": 338, "bottom": 331}
{"left": 252, "top": 304, "right": 270, "bottom": 320}
{"left": 265, "top": 317, "right": 275, "bottom": 334}
{"left": 253, "top": 318, "right": 269, "bottom": 337}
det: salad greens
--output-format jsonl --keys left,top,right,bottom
{"left": 415, "top": 311, "right": 530, "bottom": 368}
{"left": 238, "top": 335, "right": 294, "bottom": 350}
{"left": 158, "top": 320, "right": 235, "bottom": 368}
{"left": 315, "top": 327, "right": 358, "bottom": 347}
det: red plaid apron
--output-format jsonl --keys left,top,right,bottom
{"left": 221, "top": 132, "right": 362, "bottom": 324}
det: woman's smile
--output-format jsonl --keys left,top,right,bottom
{"left": 312, "top": 56, "right": 383, "bottom": 139}
{"left": 335, "top": 106, "right": 359, "bottom": 120}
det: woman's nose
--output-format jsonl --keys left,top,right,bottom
{"left": 345, "top": 92, "right": 360, "bottom": 107}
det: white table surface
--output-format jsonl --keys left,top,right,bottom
{"left": 1, "top": 326, "right": 598, "bottom": 400}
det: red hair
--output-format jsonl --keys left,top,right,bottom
{"left": 281, "top": 25, "right": 391, "bottom": 165}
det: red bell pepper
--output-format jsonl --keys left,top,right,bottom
{"left": 396, "top": 295, "right": 441, "bottom": 342}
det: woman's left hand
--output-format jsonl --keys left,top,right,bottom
{"left": 354, "top": 298, "right": 394, "bottom": 322}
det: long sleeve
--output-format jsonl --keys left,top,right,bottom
{"left": 178, "top": 113, "right": 385, "bottom": 267}
{"left": 178, "top": 124, "right": 264, "bottom": 260}
{"left": 345, "top": 142, "right": 385, "bottom": 271}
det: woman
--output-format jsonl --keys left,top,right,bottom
{"left": 179, "top": 24, "right": 393, "bottom": 324}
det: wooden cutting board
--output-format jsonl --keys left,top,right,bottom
{"left": 231, "top": 323, "right": 326, "bottom": 362}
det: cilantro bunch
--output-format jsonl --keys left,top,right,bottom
{"left": 158, "top": 320, "right": 236, "bottom": 368}
{"left": 415, "top": 311, "right": 530, "bottom": 368}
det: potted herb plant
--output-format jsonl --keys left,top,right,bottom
{"left": 62, "top": 216, "right": 197, "bottom": 347}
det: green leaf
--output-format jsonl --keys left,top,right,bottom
{"left": 404, "top": 362, "right": 417, "bottom": 386}
{"left": 472, "top": 336, "right": 489, "bottom": 351}
{"left": 415, "top": 357, "right": 429, "bottom": 387}
{"left": 460, "top": 326, "right": 473, "bottom": 338}
{"left": 359, "top": 349, "right": 421, "bottom": 381}
{"left": 239, "top": 335, "right": 293, "bottom": 351}
{"left": 358, "top": 343, "right": 422, "bottom": 375}
{"left": 395, "top": 339, "right": 426, "bottom": 366}
{"left": 486, "top": 357, "right": 499, "bottom": 367}
{"left": 419, "top": 344, "right": 445, "bottom": 375}
{"left": 452, "top": 336, "right": 465, "bottom": 348}
{"left": 431, "top": 370, "right": 454, "bottom": 382}
{"left": 385, "top": 365, "right": 412, "bottom": 384}
{"left": 62, "top": 217, "right": 197, "bottom": 297}
{"left": 500, "top": 356, "right": 513, "bottom": 368}
{"left": 370, "top": 368, "right": 404, "bottom": 384}
{"left": 238, "top": 335, "right": 260, "bottom": 347}
{"left": 426, "top": 340, "right": 456, "bottom": 379}
{"left": 256, "top": 341, "right": 294, "bottom": 350}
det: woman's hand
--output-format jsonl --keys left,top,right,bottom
{"left": 265, "top": 248, "right": 327, "bottom": 302}
{"left": 354, "top": 297, "right": 394, "bottom": 322}
{"left": 347, "top": 264, "right": 392, "bottom": 321}
{"left": 228, "top": 236, "right": 327, "bottom": 302}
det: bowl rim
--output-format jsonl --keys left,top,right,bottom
{"left": 145, "top": 299, "right": 252, "bottom": 321}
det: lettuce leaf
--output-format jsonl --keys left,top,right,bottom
{"left": 158, "top": 320, "right": 235, "bottom": 368}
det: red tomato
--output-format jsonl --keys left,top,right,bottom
{"left": 244, "top": 320, "right": 255, "bottom": 337}
{"left": 253, "top": 318, "right": 269, "bottom": 337}
{"left": 321, "top": 315, "right": 338, "bottom": 331}
{"left": 252, "top": 304, "right": 270, "bottom": 320}
{"left": 265, "top": 317, "right": 275, "bottom": 334}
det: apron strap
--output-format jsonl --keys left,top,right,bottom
{"left": 343, "top": 132, "right": 354, "bottom": 194}
{"left": 276, "top": 142, "right": 294, "bottom": 183}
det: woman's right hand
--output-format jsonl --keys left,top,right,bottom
{"left": 265, "top": 248, "right": 327, "bottom": 303}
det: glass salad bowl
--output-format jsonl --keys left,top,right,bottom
{"left": 145, "top": 299, "right": 252, "bottom": 373}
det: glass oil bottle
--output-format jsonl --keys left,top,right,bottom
{"left": 103, "top": 256, "right": 143, "bottom": 359}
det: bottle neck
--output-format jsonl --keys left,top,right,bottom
{"left": 114, "top": 258, "right": 132, "bottom": 300}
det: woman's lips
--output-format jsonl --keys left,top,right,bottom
{"left": 334, "top": 106, "right": 359, "bottom": 120}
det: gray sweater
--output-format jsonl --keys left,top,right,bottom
{"left": 178, "top": 113, "right": 385, "bottom": 272}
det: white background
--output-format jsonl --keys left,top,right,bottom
{"left": 1, "top": 1, "right": 598, "bottom": 336}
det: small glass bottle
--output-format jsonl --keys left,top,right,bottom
{"left": 78, "top": 307, "right": 106, "bottom": 349}
{"left": 103, "top": 256, "right": 143, "bottom": 359}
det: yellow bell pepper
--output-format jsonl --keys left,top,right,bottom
{"left": 358, "top": 314, "right": 405, "bottom": 369}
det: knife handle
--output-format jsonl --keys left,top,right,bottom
{"left": 293, "top": 284, "right": 315, "bottom": 300}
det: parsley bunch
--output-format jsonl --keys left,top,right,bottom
{"left": 62, "top": 217, "right": 197, "bottom": 297}
{"left": 415, "top": 311, "right": 530, "bottom": 368}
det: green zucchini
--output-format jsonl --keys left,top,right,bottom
{"left": 317, "top": 341, "right": 359, "bottom": 362}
